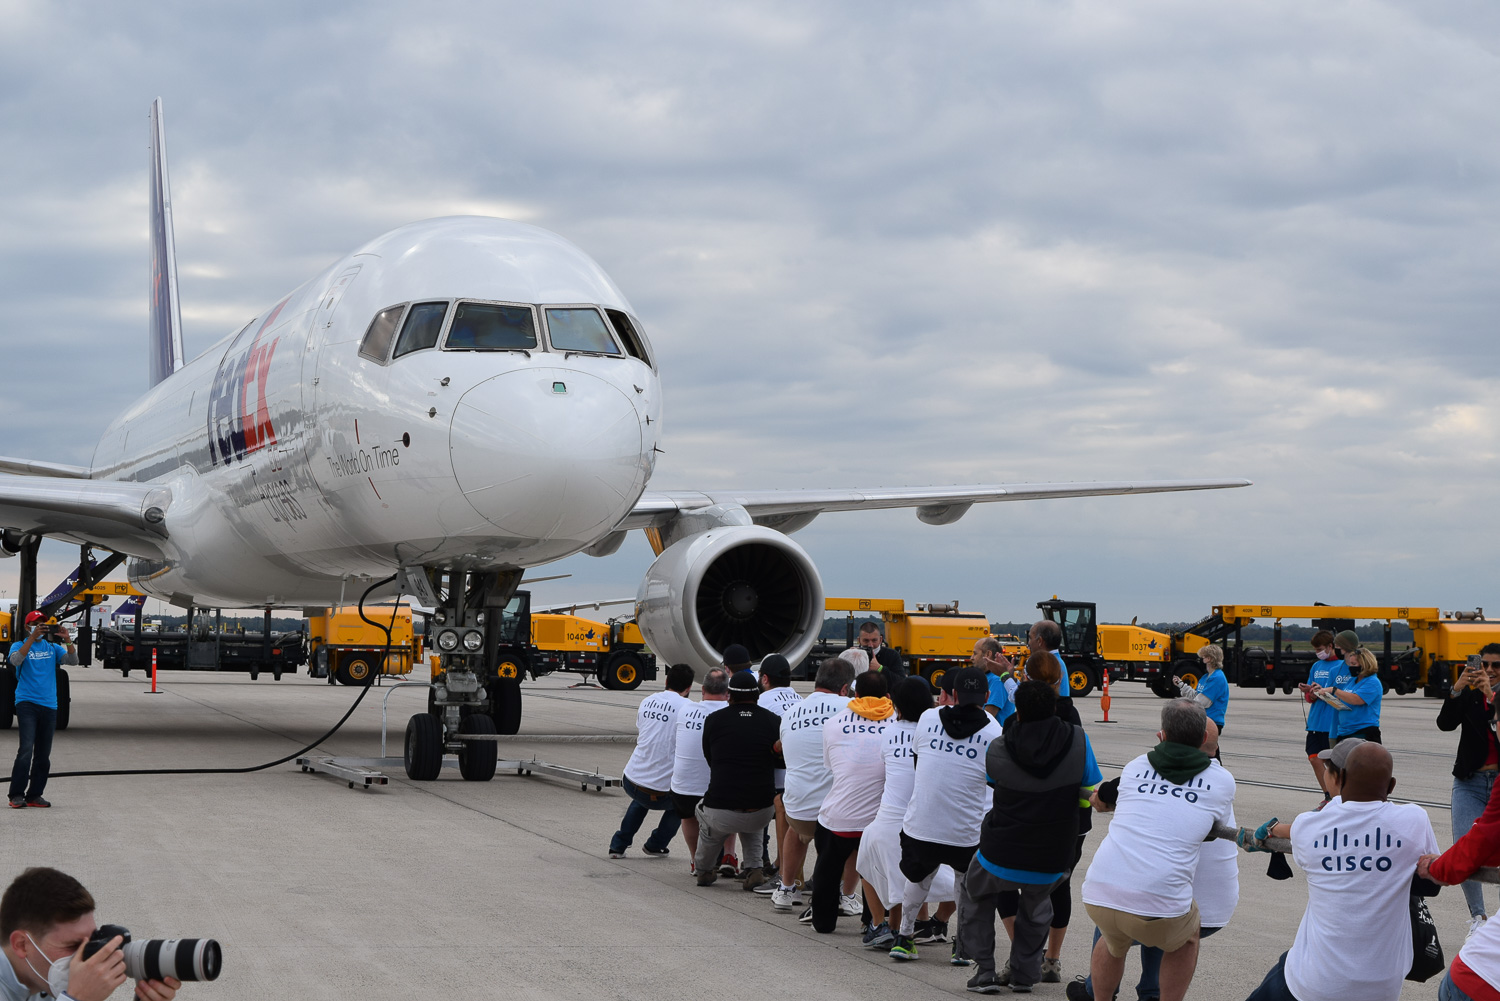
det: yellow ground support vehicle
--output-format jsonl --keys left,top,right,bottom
{"left": 308, "top": 605, "right": 420, "bottom": 686}
{"left": 529, "top": 609, "right": 657, "bottom": 690}
{"left": 809, "top": 598, "right": 994, "bottom": 687}
{"left": 1207, "top": 604, "right": 1500, "bottom": 698}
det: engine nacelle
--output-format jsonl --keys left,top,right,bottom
{"left": 635, "top": 525, "right": 825, "bottom": 672}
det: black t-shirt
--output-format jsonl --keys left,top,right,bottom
{"left": 701, "top": 701, "right": 785, "bottom": 810}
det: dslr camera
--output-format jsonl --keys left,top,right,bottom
{"left": 81, "top": 924, "right": 221, "bottom": 982}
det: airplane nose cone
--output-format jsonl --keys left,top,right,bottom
{"left": 449, "top": 368, "right": 646, "bottom": 541}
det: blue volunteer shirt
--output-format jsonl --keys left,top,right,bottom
{"left": 1334, "top": 674, "right": 1383, "bottom": 737}
{"left": 1196, "top": 669, "right": 1229, "bottom": 726}
{"left": 9, "top": 640, "right": 68, "bottom": 709}
{"left": 986, "top": 672, "right": 1015, "bottom": 722}
{"left": 977, "top": 733, "right": 1104, "bottom": 883}
{"left": 1305, "top": 657, "right": 1339, "bottom": 733}
{"left": 1048, "top": 650, "right": 1071, "bottom": 698}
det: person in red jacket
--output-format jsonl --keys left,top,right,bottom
{"left": 1419, "top": 774, "right": 1500, "bottom": 1000}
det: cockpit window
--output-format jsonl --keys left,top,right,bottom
{"left": 358, "top": 305, "right": 405, "bottom": 363}
{"left": 445, "top": 302, "right": 537, "bottom": 351}
{"left": 605, "top": 309, "right": 652, "bottom": 366}
{"left": 393, "top": 301, "right": 448, "bottom": 359}
{"left": 545, "top": 307, "right": 620, "bottom": 355}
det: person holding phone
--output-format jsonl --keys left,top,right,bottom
{"left": 1310, "top": 646, "right": 1383, "bottom": 745}
{"left": 1438, "top": 644, "right": 1500, "bottom": 941}
{"left": 7, "top": 613, "right": 77, "bottom": 810}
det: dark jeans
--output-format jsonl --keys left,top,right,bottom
{"left": 1083, "top": 924, "right": 1219, "bottom": 1000}
{"left": 9, "top": 701, "right": 56, "bottom": 801}
{"left": 1244, "top": 951, "right": 1299, "bottom": 1001}
{"left": 811, "top": 824, "right": 862, "bottom": 933}
{"left": 608, "top": 776, "right": 680, "bottom": 855}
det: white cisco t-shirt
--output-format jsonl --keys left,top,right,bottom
{"left": 780, "top": 692, "right": 848, "bottom": 821}
{"left": 1081, "top": 752, "right": 1236, "bottom": 918}
{"left": 669, "top": 699, "right": 728, "bottom": 797}
{"left": 1284, "top": 798, "right": 1438, "bottom": 1001}
{"left": 901, "top": 707, "right": 1003, "bottom": 847}
{"left": 1192, "top": 760, "right": 1240, "bottom": 929}
{"left": 623, "top": 689, "right": 686, "bottom": 791}
{"left": 818, "top": 709, "right": 891, "bottom": 833}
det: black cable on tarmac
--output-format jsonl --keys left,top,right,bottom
{"left": 50, "top": 574, "right": 402, "bottom": 779}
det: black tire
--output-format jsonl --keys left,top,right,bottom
{"left": 492, "top": 678, "right": 522, "bottom": 735}
{"left": 337, "top": 656, "right": 375, "bottom": 687}
{"left": 55, "top": 669, "right": 70, "bottom": 731}
{"left": 1149, "top": 675, "right": 1176, "bottom": 699}
{"left": 404, "top": 713, "right": 443, "bottom": 781}
{"left": 0, "top": 667, "right": 14, "bottom": 729}
{"left": 923, "top": 665, "right": 949, "bottom": 689}
{"left": 1068, "top": 668, "right": 1095, "bottom": 699}
{"left": 1282, "top": 685, "right": 1295, "bottom": 695}
{"left": 458, "top": 713, "right": 498, "bottom": 781}
{"left": 603, "top": 652, "right": 645, "bottom": 691}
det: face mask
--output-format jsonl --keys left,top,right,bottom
{"left": 1315, "top": 649, "right": 1332, "bottom": 661}
{"left": 24, "top": 934, "right": 71, "bottom": 998}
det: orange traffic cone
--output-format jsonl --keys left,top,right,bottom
{"left": 1096, "top": 670, "right": 1117, "bottom": 723}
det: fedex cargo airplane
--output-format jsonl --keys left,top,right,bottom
{"left": 0, "top": 102, "right": 1246, "bottom": 777}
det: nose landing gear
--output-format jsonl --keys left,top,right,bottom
{"left": 403, "top": 569, "right": 524, "bottom": 782}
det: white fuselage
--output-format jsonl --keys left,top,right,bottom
{"left": 92, "top": 217, "right": 661, "bottom": 607}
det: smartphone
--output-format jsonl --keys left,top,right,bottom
{"left": 1469, "top": 654, "right": 1484, "bottom": 673}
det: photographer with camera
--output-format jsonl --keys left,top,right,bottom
{"left": 8, "top": 613, "right": 77, "bottom": 809}
{"left": 1, "top": 867, "right": 182, "bottom": 1001}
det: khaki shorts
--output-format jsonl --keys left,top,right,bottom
{"left": 1085, "top": 901, "right": 1200, "bottom": 957}
{"left": 787, "top": 816, "right": 818, "bottom": 844}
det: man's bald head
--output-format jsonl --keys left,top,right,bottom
{"left": 1340, "top": 742, "right": 1395, "bottom": 803}
{"left": 1200, "top": 718, "right": 1220, "bottom": 758}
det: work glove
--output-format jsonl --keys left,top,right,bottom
{"left": 1175, "top": 677, "right": 1196, "bottom": 698}
{"left": 1236, "top": 817, "right": 1278, "bottom": 853}
{"left": 1096, "top": 777, "right": 1120, "bottom": 808}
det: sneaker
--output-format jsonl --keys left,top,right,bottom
{"left": 688, "top": 862, "right": 696, "bottom": 877}
{"left": 1470, "top": 914, "right": 1489, "bottom": 943}
{"left": 719, "top": 853, "right": 739, "bottom": 878}
{"left": 797, "top": 905, "right": 814, "bottom": 924}
{"left": 753, "top": 879, "right": 778, "bottom": 895}
{"left": 696, "top": 870, "right": 718, "bottom": 887}
{"left": 862, "top": 922, "right": 896, "bottom": 950}
{"left": 7, "top": 797, "right": 23, "bottom": 809}
{"left": 966, "top": 971, "right": 1003, "bottom": 995}
{"left": 1040, "top": 957, "right": 1062, "bottom": 983}
{"left": 1008, "top": 984, "right": 1033, "bottom": 995}
{"left": 1065, "top": 978, "right": 1094, "bottom": 1001}
{"left": 608, "top": 849, "right": 626, "bottom": 859}
{"left": 790, "top": 884, "right": 806, "bottom": 906}
{"left": 771, "top": 885, "right": 797, "bottom": 910}
{"left": 741, "top": 867, "right": 767, "bottom": 892}
{"left": 914, "top": 919, "right": 950, "bottom": 944}
{"left": 25, "top": 798, "right": 48, "bottom": 808}
{"left": 838, "top": 892, "right": 862, "bottom": 916}
{"left": 996, "top": 961, "right": 1012, "bottom": 984}
{"left": 765, "top": 862, "right": 779, "bottom": 881}
{"left": 888, "top": 936, "right": 918, "bottom": 961}
{"left": 951, "top": 940, "right": 975, "bottom": 966}
{"left": 641, "top": 845, "right": 670, "bottom": 858}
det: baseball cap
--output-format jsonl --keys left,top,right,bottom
{"left": 1317, "top": 737, "right": 1366, "bottom": 768}
{"left": 951, "top": 666, "right": 989, "bottom": 705}
{"left": 721, "top": 644, "right": 752, "bottom": 670}
{"left": 759, "top": 654, "right": 792, "bottom": 681}
{"left": 1334, "top": 630, "right": 1360, "bottom": 653}
{"left": 727, "top": 669, "right": 760, "bottom": 694}
{"left": 23, "top": 611, "right": 45, "bottom": 626}
{"left": 936, "top": 670, "right": 957, "bottom": 695}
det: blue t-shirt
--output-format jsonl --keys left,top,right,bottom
{"left": 1195, "top": 669, "right": 1229, "bottom": 726}
{"left": 1046, "top": 650, "right": 1071, "bottom": 698}
{"left": 1305, "top": 657, "right": 1339, "bottom": 733}
{"left": 986, "top": 673, "right": 1015, "bottom": 723}
{"left": 9, "top": 640, "right": 67, "bottom": 710}
{"left": 1334, "top": 674, "right": 1383, "bottom": 737}
{"left": 977, "top": 733, "right": 1104, "bottom": 882}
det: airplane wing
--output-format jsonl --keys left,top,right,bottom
{"left": 0, "top": 474, "right": 172, "bottom": 557}
{"left": 616, "top": 478, "right": 1251, "bottom": 532}
{"left": 0, "top": 455, "right": 92, "bottom": 479}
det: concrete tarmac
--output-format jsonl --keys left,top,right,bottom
{"left": 0, "top": 668, "right": 1479, "bottom": 1000}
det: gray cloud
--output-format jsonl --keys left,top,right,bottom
{"left": 1, "top": 1, "right": 1499, "bottom": 622}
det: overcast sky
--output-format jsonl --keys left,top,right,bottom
{"left": 1, "top": 1, "right": 1497, "bottom": 625}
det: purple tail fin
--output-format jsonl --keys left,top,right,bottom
{"left": 148, "top": 98, "right": 184, "bottom": 387}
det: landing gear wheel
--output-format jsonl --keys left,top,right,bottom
{"left": 603, "top": 653, "right": 645, "bottom": 691}
{"left": 404, "top": 713, "right": 443, "bottom": 780}
{"left": 0, "top": 667, "right": 14, "bottom": 729}
{"left": 492, "top": 678, "right": 522, "bottom": 735}
{"left": 458, "top": 714, "right": 498, "bottom": 781}
{"left": 1069, "top": 669, "right": 1095, "bottom": 699}
{"left": 54, "top": 669, "right": 70, "bottom": 731}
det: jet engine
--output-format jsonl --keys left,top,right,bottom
{"left": 635, "top": 525, "right": 825, "bottom": 672}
